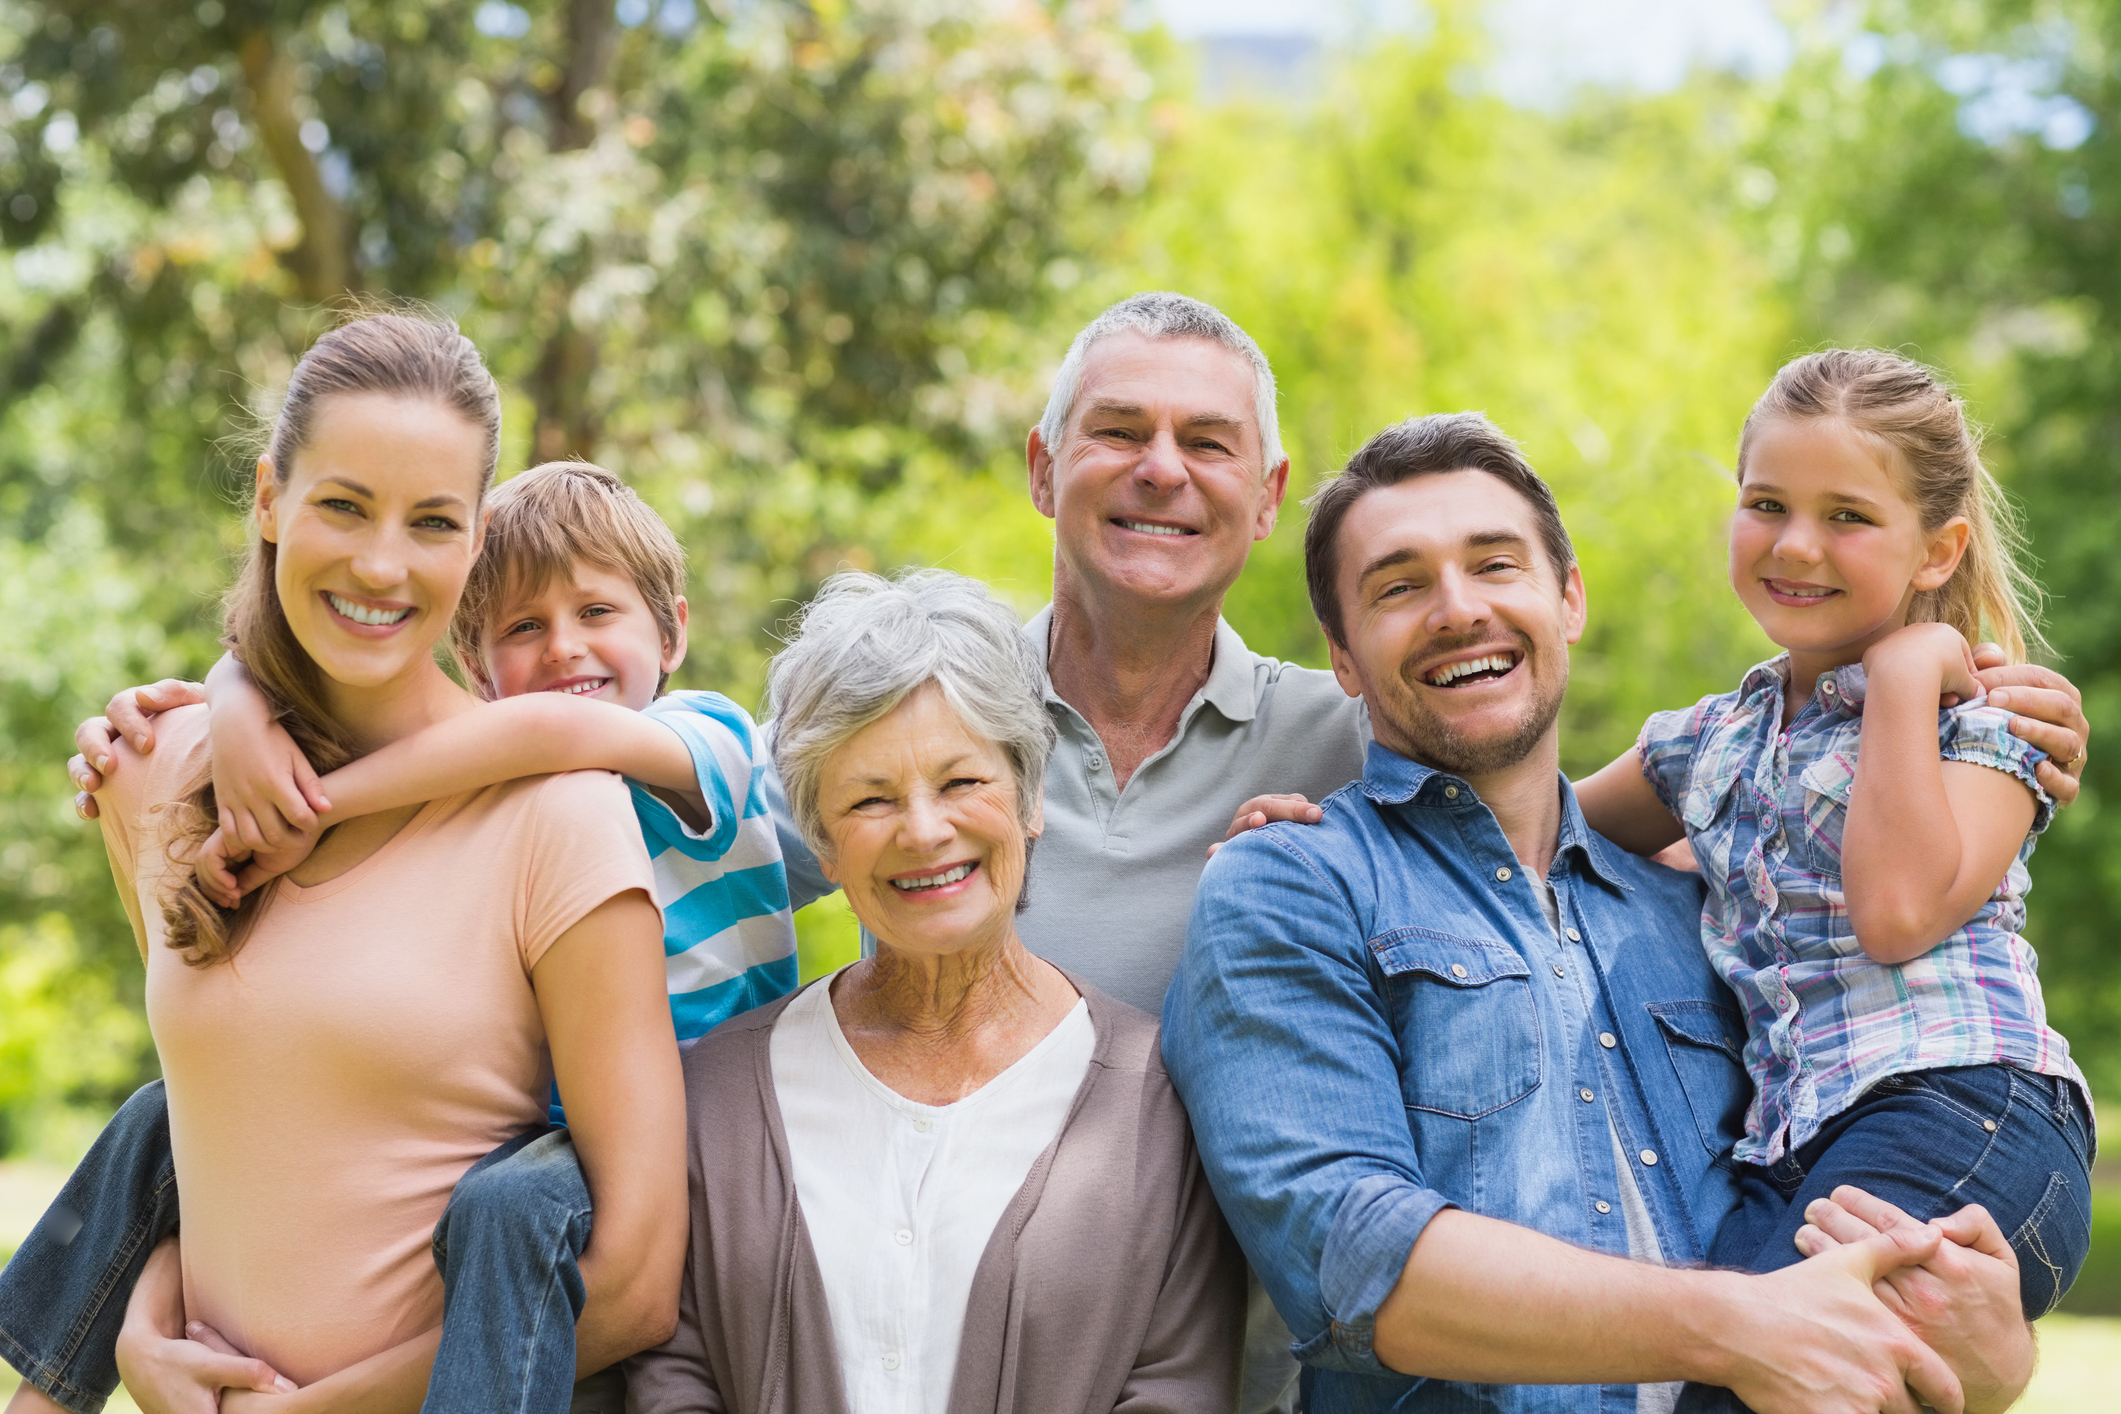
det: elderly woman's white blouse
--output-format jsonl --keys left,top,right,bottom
{"left": 769, "top": 972, "right": 1095, "bottom": 1414}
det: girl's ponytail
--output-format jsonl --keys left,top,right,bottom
{"left": 1736, "top": 348, "right": 2045, "bottom": 662}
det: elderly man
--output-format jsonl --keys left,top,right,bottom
{"left": 1009, "top": 292, "right": 1368, "bottom": 1009}
{"left": 1164, "top": 412, "right": 2047, "bottom": 1414}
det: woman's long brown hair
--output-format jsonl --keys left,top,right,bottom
{"left": 159, "top": 312, "right": 501, "bottom": 965}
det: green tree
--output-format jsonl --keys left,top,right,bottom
{"left": 0, "top": 0, "right": 1147, "bottom": 1151}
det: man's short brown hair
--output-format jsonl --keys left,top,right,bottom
{"left": 1303, "top": 413, "right": 1575, "bottom": 646}
{"left": 452, "top": 461, "right": 688, "bottom": 696}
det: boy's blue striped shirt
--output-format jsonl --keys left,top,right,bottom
{"left": 634, "top": 690, "right": 799, "bottom": 1047}
{"left": 547, "top": 690, "right": 797, "bottom": 1124}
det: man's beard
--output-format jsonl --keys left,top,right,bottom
{"left": 1376, "top": 637, "right": 1568, "bottom": 778}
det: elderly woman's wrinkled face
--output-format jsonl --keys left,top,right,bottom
{"left": 817, "top": 681, "right": 1039, "bottom": 958}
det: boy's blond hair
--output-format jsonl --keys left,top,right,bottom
{"left": 453, "top": 461, "right": 688, "bottom": 696}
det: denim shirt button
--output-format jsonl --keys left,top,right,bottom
{"left": 1598, "top": 1032, "right": 1617, "bottom": 1049}
{"left": 1451, "top": 964, "right": 1468, "bottom": 978}
{"left": 1444, "top": 785, "right": 1459, "bottom": 799}
{"left": 1595, "top": 1200, "right": 1612, "bottom": 1214}
{"left": 1565, "top": 927, "right": 1581, "bottom": 942}
{"left": 1552, "top": 964, "right": 1565, "bottom": 978}
{"left": 1579, "top": 1087, "right": 1594, "bottom": 1103}
{"left": 1495, "top": 866, "right": 1512, "bottom": 882}
{"left": 1639, "top": 1149, "right": 1658, "bottom": 1166}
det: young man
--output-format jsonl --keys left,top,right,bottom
{"left": 10, "top": 462, "right": 796, "bottom": 1414}
{"left": 1165, "top": 413, "right": 2041, "bottom": 1414}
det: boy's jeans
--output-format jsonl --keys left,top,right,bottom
{"left": 0, "top": 1082, "right": 608, "bottom": 1414}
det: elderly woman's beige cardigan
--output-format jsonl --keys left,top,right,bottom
{"left": 624, "top": 977, "right": 1245, "bottom": 1414}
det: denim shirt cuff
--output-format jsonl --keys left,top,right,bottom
{"left": 1299, "top": 1172, "right": 1457, "bottom": 1375}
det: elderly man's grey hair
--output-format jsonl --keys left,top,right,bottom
{"left": 1037, "top": 291, "right": 1284, "bottom": 472}
{"left": 766, "top": 568, "right": 1055, "bottom": 864}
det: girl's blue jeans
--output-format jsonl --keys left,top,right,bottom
{"left": 1676, "top": 1062, "right": 2095, "bottom": 1413}
{"left": 0, "top": 1081, "right": 614, "bottom": 1414}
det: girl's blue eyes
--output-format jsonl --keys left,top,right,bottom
{"left": 1747, "top": 501, "right": 1873, "bottom": 525}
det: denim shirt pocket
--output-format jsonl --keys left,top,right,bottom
{"left": 1797, "top": 752, "right": 1856, "bottom": 879}
{"left": 1372, "top": 928, "right": 1541, "bottom": 1119}
{"left": 1647, "top": 1000, "right": 1750, "bottom": 1158}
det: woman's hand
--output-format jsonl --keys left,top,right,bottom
{"left": 1865, "top": 622, "right": 1982, "bottom": 704}
{"left": 184, "top": 1323, "right": 300, "bottom": 1411}
{"left": 115, "top": 1237, "right": 294, "bottom": 1414}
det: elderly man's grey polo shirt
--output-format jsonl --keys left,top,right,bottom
{"left": 1015, "top": 606, "right": 1370, "bottom": 1015}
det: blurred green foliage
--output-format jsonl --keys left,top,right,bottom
{"left": 4, "top": 0, "right": 2120, "bottom": 1154}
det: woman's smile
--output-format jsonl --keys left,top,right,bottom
{"left": 888, "top": 859, "right": 981, "bottom": 898}
{"left": 322, "top": 589, "right": 417, "bottom": 635}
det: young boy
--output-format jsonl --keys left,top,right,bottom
{"left": 9, "top": 462, "right": 806, "bottom": 1414}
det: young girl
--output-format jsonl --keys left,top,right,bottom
{"left": 1578, "top": 349, "right": 2094, "bottom": 1336}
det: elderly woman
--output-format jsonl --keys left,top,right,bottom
{"left": 625, "top": 569, "right": 1243, "bottom": 1414}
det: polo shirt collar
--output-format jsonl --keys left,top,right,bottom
{"left": 1023, "top": 605, "right": 1261, "bottom": 725}
{"left": 1356, "top": 740, "right": 1630, "bottom": 893}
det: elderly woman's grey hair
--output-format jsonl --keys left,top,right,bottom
{"left": 1038, "top": 291, "right": 1284, "bottom": 472}
{"left": 767, "top": 568, "right": 1056, "bottom": 868}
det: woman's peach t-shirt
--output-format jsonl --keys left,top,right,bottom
{"left": 96, "top": 704, "right": 654, "bottom": 1386}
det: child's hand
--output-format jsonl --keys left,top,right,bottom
{"left": 195, "top": 822, "right": 323, "bottom": 909}
{"left": 68, "top": 680, "right": 207, "bottom": 820}
{"left": 1865, "top": 622, "right": 1981, "bottom": 704}
{"left": 210, "top": 704, "right": 330, "bottom": 855}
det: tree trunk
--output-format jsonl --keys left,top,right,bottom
{"left": 239, "top": 31, "right": 357, "bottom": 305}
{"left": 530, "top": 0, "right": 618, "bottom": 463}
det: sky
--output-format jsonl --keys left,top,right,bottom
{"left": 1146, "top": 0, "right": 1795, "bottom": 103}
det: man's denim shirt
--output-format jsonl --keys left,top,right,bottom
{"left": 1163, "top": 745, "right": 1751, "bottom": 1414}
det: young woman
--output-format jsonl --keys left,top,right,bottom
{"left": 1579, "top": 350, "right": 2094, "bottom": 1399}
{"left": 5, "top": 313, "right": 684, "bottom": 1414}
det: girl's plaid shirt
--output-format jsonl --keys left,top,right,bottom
{"left": 1637, "top": 654, "right": 2084, "bottom": 1166}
